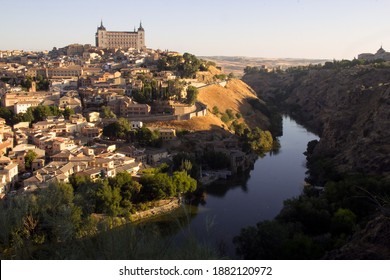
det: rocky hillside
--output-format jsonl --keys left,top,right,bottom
{"left": 243, "top": 65, "right": 390, "bottom": 178}
{"left": 197, "top": 79, "right": 270, "bottom": 130}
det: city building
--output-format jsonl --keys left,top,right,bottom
{"left": 95, "top": 21, "right": 146, "bottom": 50}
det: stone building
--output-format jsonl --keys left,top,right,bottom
{"left": 358, "top": 46, "right": 390, "bottom": 61}
{"left": 95, "top": 21, "right": 146, "bottom": 50}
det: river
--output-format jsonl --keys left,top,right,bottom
{"left": 146, "top": 116, "right": 319, "bottom": 257}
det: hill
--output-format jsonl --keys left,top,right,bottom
{"left": 200, "top": 56, "right": 329, "bottom": 78}
{"left": 197, "top": 79, "right": 270, "bottom": 130}
{"left": 148, "top": 78, "right": 272, "bottom": 133}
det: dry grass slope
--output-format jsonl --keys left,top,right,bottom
{"left": 198, "top": 79, "right": 269, "bottom": 129}
{"left": 148, "top": 78, "right": 270, "bottom": 131}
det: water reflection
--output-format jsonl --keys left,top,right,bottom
{"left": 144, "top": 116, "right": 319, "bottom": 258}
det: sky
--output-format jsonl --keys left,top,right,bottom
{"left": 1, "top": 0, "right": 390, "bottom": 59}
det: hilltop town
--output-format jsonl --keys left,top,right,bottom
{"left": 0, "top": 22, "right": 272, "bottom": 201}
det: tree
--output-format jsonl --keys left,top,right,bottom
{"left": 157, "top": 53, "right": 203, "bottom": 78}
{"left": 37, "top": 183, "right": 82, "bottom": 242}
{"left": 139, "top": 173, "right": 176, "bottom": 201}
{"left": 180, "top": 159, "right": 193, "bottom": 173}
{"left": 331, "top": 208, "right": 357, "bottom": 234}
{"left": 24, "top": 105, "right": 62, "bottom": 123}
{"left": 70, "top": 175, "right": 99, "bottom": 215}
{"left": 225, "top": 109, "right": 235, "bottom": 120}
{"left": 212, "top": 106, "right": 219, "bottom": 115}
{"left": 25, "top": 150, "right": 37, "bottom": 170}
{"left": 62, "top": 107, "right": 75, "bottom": 120}
{"left": 173, "top": 171, "right": 197, "bottom": 194}
{"left": 96, "top": 181, "right": 122, "bottom": 216}
{"left": 102, "top": 119, "right": 131, "bottom": 140}
{"left": 109, "top": 172, "right": 142, "bottom": 202}
{"left": 136, "top": 127, "right": 161, "bottom": 147}
{"left": 0, "top": 107, "right": 13, "bottom": 124}
{"left": 14, "top": 110, "right": 33, "bottom": 123}
{"left": 246, "top": 128, "right": 274, "bottom": 154}
{"left": 20, "top": 77, "right": 33, "bottom": 91}
{"left": 36, "top": 75, "right": 50, "bottom": 91}
{"left": 186, "top": 86, "right": 198, "bottom": 105}
{"left": 101, "top": 106, "right": 116, "bottom": 119}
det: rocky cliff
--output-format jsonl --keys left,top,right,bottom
{"left": 243, "top": 66, "right": 390, "bottom": 179}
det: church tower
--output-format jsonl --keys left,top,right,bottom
{"left": 137, "top": 21, "right": 146, "bottom": 50}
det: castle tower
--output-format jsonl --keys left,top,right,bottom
{"left": 137, "top": 21, "right": 146, "bottom": 50}
{"left": 95, "top": 20, "right": 107, "bottom": 48}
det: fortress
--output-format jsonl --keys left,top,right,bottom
{"left": 95, "top": 21, "right": 146, "bottom": 50}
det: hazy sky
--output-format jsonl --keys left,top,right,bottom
{"left": 1, "top": 0, "right": 390, "bottom": 59}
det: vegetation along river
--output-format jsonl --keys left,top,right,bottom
{"left": 143, "top": 116, "right": 319, "bottom": 258}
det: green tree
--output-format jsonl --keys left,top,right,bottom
{"left": 220, "top": 113, "right": 230, "bottom": 123}
{"left": 225, "top": 109, "right": 235, "bottom": 120}
{"left": 101, "top": 106, "right": 117, "bottom": 119}
{"left": 102, "top": 118, "right": 131, "bottom": 140}
{"left": 228, "top": 72, "right": 235, "bottom": 79}
{"left": 96, "top": 181, "right": 122, "bottom": 216}
{"left": 186, "top": 86, "right": 198, "bottom": 105}
{"left": 180, "top": 159, "right": 193, "bottom": 173}
{"left": 62, "top": 107, "right": 75, "bottom": 120}
{"left": 135, "top": 127, "right": 161, "bottom": 147}
{"left": 20, "top": 77, "right": 33, "bottom": 91}
{"left": 70, "top": 175, "right": 99, "bottom": 215}
{"left": 246, "top": 128, "right": 274, "bottom": 154}
{"left": 331, "top": 208, "right": 357, "bottom": 234}
{"left": 24, "top": 150, "right": 37, "bottom": 170}
{"left": 109, "top": 172, "right": 142, "bottom": 205}
{"left": 36, "top": 75, "right": 50, "bottom": 91}
{"left": 139, "top": 173, "right": 176, "bottom": 201}
{"left": 14, "top": 110, "right": 34, "bottom": 123}
{"left": 173, "top": 171, "right": 197, "bottom": 194}
{"left": 24, "top": 105, "right": 62, "bottom": 122}
{"left": 37, "top": 183, "right": 82, "bottom": 243}
{"left": 231, "top": 121, "right": 247, "bottom": 137}
{"left": 0, "top": 107, "right": 13, "bottom": 124}
{"left": 212, "top": 106, "right": 219, "bottom": 115}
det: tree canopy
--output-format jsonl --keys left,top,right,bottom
{"left": 157, "top": 53, "right": 207, "bottom": 78}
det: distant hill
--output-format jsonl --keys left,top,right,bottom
{"left": 200, "top": 56, "right": 330, "bottom": 78}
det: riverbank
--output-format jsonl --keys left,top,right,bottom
{"left": 130, "top": 198, "right": 180, "bottom": 222}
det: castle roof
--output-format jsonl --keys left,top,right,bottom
{"left": 138, "top": 21, "right": 144, "bottom": 32}
{"left": 98, "top": 20, "right": 106, "bottom": 31}
{"left": 376, "top": 46, "right": 386, "bottom": 54}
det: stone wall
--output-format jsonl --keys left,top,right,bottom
{"left": 130, "top": 198, "right": 180, "bottom": 222}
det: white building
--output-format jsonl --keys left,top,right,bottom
{"left": 14, "top": 101, "right": 40, "bottom": 114}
